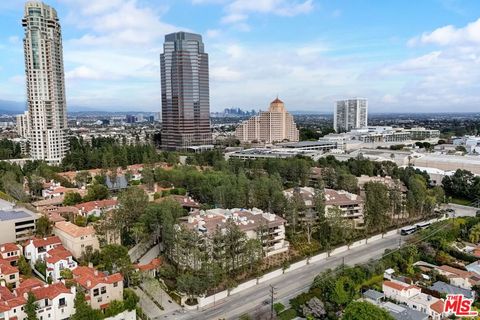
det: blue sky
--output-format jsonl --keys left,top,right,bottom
{"left": 1, "top": 0, "right": 480, "bottom": 112}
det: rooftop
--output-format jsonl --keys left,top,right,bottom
{"left": 55, "top": 221, "right": 96, "bottom": 238}
{"left": 429, "top": 281, "right": 473, "bottom": 299}
{"left": 0, "top": 208, "right": 36, "bottom": 221}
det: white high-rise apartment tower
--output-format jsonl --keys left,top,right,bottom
{"left": 334, "top": 98, "right": 368, "bottom": 132}
{"left": 22, "top": 1, "right": 68, "bottom": 164}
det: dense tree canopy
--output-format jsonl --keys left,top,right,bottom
{"left": 343, "top": 301, "right": 394, "bottom": 320}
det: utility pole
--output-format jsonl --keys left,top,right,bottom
{"left": 270, "top": 285, "right": 276, "bottom": 320}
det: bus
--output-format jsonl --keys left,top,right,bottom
{"left": 400, "top": 225, "right": 417, "bottom": 236}
{"left": 416, "top": 222, "right": 431, "bottom": 230}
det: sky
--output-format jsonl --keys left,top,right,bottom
{"left": 0, "top": 0, "right": 480, "bottom": 113}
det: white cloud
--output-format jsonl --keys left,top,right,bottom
{"left": 195, "top": 0, "right": 314, "bottom": 28}
{"left": 221, "top": 13, "right": 248, "bottom": 24}
{"left": 409, "top": 17, "right": 480, "bottom": 46}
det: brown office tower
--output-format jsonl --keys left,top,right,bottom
{"left": 160, "top": 32, "right": 212, "bottom": 150}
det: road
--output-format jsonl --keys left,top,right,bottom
{"left": 158, "top": 232, "right": 403, "bottom": 320}
{"left": 152, "top": 204, "right": 477, "bottom": 320}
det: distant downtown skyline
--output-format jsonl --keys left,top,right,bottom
{"left": 0, "top": 1, "right": 480, "bottom": 113}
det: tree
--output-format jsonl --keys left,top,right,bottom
{"left": 176, "top": 273, "right": 207, "bottom": 304}
{"left": 35, "top": 215, "right": 53, "bottom": 237}
{"left": 104, "top": 300, "right": 125, "bottom": 318}
{"left": 364, "top": 182, "right": 391, "bottom": 234}
{"left": 63, "top": 191, "right": 83, "bottom": 206}
{"left": 84, "top": 183, "right": 109, "bottom": 202}
{"left": 343, "top": 301, "right": 394, "bottom": 320}
{"left": 75, "top": 170, "right": 91, "bottom": 187}
{"left": 469, "top": 223, "right": 480, "bottom": 244}
{"left": 71, "top": 289, "right": 103, "bottom": 320}
{"left": 117, "top": 186, "right": 148, "bottom": 240}
{"left": 337, "top": 173, "right": 358, "bottom": 193}
{"left": 99, "top": 244, "right": 131, "bottom": 275}
{"left": 25, "top": 292, "right": 38, "bottom": 320}
{"left": 18, "top": 255, "right": 32, "bottom": 277}
{"left": 331, "top": 276, "right": 356, "bottom": 306}
{"left": 123, "top": 288, "right": 139, "bottom": 310}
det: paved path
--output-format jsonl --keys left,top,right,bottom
{"left": 160, "top": 233, "right": 403, "bottom": 320}
{"left": 134, "top": 287, "right": 163, "bottom": 319}
{"left": 139, "top": 245, "right": 160, "bottom": 264}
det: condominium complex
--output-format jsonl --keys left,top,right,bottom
{"left": 16, "top": 111, "right": 30, "bottom": 138}
{"left": 173, "top": 208, "right": 289, "bottom": 269}
{"left": 21, "top": 1, "right": 68, "bottom": 164}
{"left": 160, "top": 32, "right": 212, "bottom": 150}
{"left": 334, "top": 98, "right": 368, "bottom": 132}
{"left": 235, "top": 98, "right": 299, "bottom": 144}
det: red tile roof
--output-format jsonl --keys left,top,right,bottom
{"left": 72, "top": 266, "right": 123, "bottom": 289}
{"left": 75, "top": 199, "right": 118, "bottom": 213}
{"left": 438, "top": 265, "right": 472, "bottom": 278}
{"left": 430, "top": 299, "right": 444, "bottom": 314}
{"left": 31, "top": 282, "right": 71, "bottom": 300}
{"left": 54, "top": 221, "right": 96, "bottom": 238}
{"left": 0, "top": 243, "right": 20, "bottom": 253}
{"left": 383, "top": 280, "right": 419, "bottom": 291}
{"left": 46, "top": 246, "right": 72, "bottom": 264}
{"left": 135, "top": 258, "right": 161, "bottom": 271}
{"left": 0, "top": 259, "right": 19, "bottom": 275}
{"left": 15, "top": 278, "right": 45, "bottom": 297}
{"left": 30, "top": 236, "right": 62, "bottom": 248}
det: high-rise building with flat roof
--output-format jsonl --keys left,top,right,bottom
{"left": 334, "top": 98, "right": 368, "bottom": 132}
{"left": 22, "top": 1, "right": 68, "bottom": 164}
{"left": 160, "top": 32, "right": 212, "bottom": 150}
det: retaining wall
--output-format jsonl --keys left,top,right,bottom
{"left": 330, "top": 245, "right": 348, "bottom": 256}
{"left": 258, "top": 269, "right": 283, "bottom": 283}
{"left": 229, "top": 279, "right": 257, "bottom": 295}
{"left": 285, "top": 260, "right": 307, "bottom": 273}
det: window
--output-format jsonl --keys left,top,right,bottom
{"left": 9, "top": 274, "right": 15, "bottom": 280}
{"left": 113, "top": 282, "right": 118, "bottom": 287}
{"left": 93, "top": 288, "right": 99, "bottom": 297}
{"left": 101, "top": 286, "right": 106, "bottom": 294}
{"left": 59, "top": 297, "right": 66, "bottom": 307}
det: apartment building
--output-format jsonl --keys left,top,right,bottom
{"left": 334, "top": 98, "right": 368, "bottom": 132}
{"left": 72, "top": 266, "right": 123, "bottom": 310}
{"left": 283, "top": 187, "right": 365, "bottom": 227}
{"left": 0, "top": 260, "right": 20, "bottom": 289}
{"left": 0, "top": 277, "right": 75, "bottom": 320}
{"left": 75, "top": 199, "right": 118, "bottom": 217}
{"left": 0, "top": 243, "right": 23, "bottom": 265}
{"left": 235, "top": 98, "right": 299, "bottom": 144}
{"left": 0, "top": 200, "right": 38, "bottom": 244}
{"left": 176, "top": 208, "right": 289, "bottom": 269}
{"left": 15, "top": 111, "right": 29, "bottom": 138}
{"left": 24, "top": 236, "right": 63, "bottom": 265}
{"left": 45, "top": 245, "right": 78, "bottom": 281}
{"left": 436, "top": 265, "right": 480, "bottom": 290}
{"left": 54, "top": 221, "right": 100, "bottom": 259}
{"left": 382, "top": 280, "right": 446, "bottom": 320}
{"left": 407, "top": 127, "right": 441, "bottom": 140}
{"left": 22, "top": 1, "right": 69, "bottom": 164}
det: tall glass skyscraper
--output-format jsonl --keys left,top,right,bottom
{"left": 160, "top": 32, "right": 212, "bottom": 150}
{"left": 22, "top": 1, "right": 68, "bottom": 164}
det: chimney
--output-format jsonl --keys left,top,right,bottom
{"left": 86, "top": 280, "right": 91, "bottom": 287}
{"left": 94, "top": 270, "right": 98, "bottom": 276}
{"left": 0, "top": 246, "right": 4, "bottom": 252}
